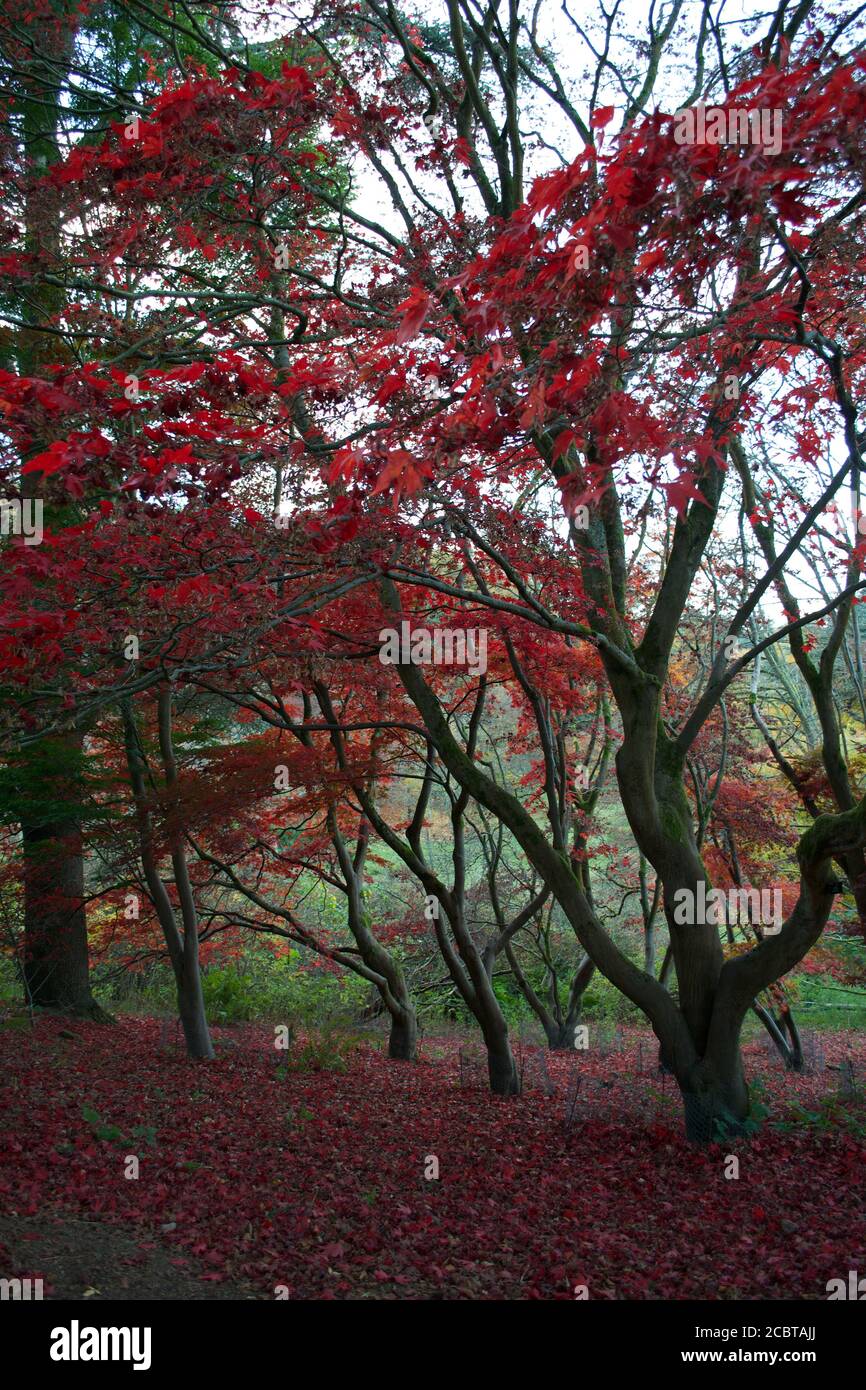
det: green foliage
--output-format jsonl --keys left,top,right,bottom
{"left": 80, "top": 1103, "right": 156, "bottom": 1148}
{"left": 81, "top": 1103, "right": 126, "bottom": 1145}
{"left": 239, "top": 952, "right": 368, "bottom": 1025}
{"left": 710, "top": 1080, "right": 770, "bottom": 1142}
{"left": 131, "top": 1124, "right": 158, "bottom": 1148}
{"left": 491, "top": 976, "right": 536, "bottom": 1027}
{"left": 277, "top": 1021, "right": 363, "bottom": 1074}
{"left": 97, "top": 945, "right": 369, "bottom": 1028}
{"left": 201, "top": 967, "right": 257, "bottom": 1024}
{"left": 285, "top": 1104, "right": 314, "bottom": 1128}
{"left": 97, "top": 960, "right": 177, "bottom": 1016}
{"left": 0, "top": 957, "right": 22, "bottom": 1008}
{"left": 772, "top": 1092, "right": 866, "bottom": 1141}
{"left": 579, "top": 974, "right": 643, "bottom": 1025}
{"left": 824, "top": 932, "right": 866, "bottom": 976}
{"left": 0, "top": 738, "right": 95, "bottom": 828}
{"left": 418, "top": 958, "right": 644, "bottom": 1032}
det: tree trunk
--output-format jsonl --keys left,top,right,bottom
{"left": 387, "top": 600, "right": 861, "bottom": 1132}
{"left": 485, "top": 1030, "right": 521, "bottom": 1095}
{"left": 22, "top": 822, "right": 89, "bottom": 1011}
{"left": 357, "top": 939, "right": 418, "bottom": 1062}
{"left": 14, "top": 25, "right": 98, "bottom": 1017}
{"left": 544, "top": 958, "right": 595, "bottom": 1049}
{"left": 545, "top": 1021, "right": 571, "bottom": 1049}
{"left": 840, "top": 847, "right": 866, "bottom": 933}
{"left": 159, "top": 693, "right": 214, "bottom": 1061}
{"left": 546, "top": 1019, "right": 579, "bottom": 1050}
{"left": 22, "top": 815, "right": 99, "bottom": 1015}
{"left": 176, "top": 958, "right": 213, "bottom": 1060}
{"left": 388, "top": 1009, "right": 417, "bottom": 1061}
{"left": 753, "top": 1000, "right": 803, "bottom": 1071}
{"left": 678, "top": 1047, "right": 751, "bottom": 1144}
{"left": 348, "top": 918, "right": 418, "bottom": 1062}
{"left": 122, "top": 695, "right": 213, "bottom": 1062}
{"left": 502, "top": 936, "right": 594, "bottom": 1051}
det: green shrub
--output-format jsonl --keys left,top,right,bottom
{"left": 278, "top": 1021, "right": 362, "bottom": 1074}
{"left": 95, "top": 945, "right": 370, "bottom": 1028}
{"left": 201, "top": 967, "right": 256, "bottom": 1024}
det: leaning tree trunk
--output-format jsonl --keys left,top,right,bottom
{"left": 355, "top": 984, "right": 417, "bottom": 1056}
{"left": 122, "top": 695, "right": 214, "bottom": 1061}
{"left": 358, "top": 954, "right": 418, "bottom": 1062}
{"left": 324, "top": 803, "right": 420, "bottom": 1063}
{"left": 450, "top": 939, "right": 520, "bottom": 1095}
{"left": 159, "top": 693, "right": 214, "bottom": 1060}
{"left": 453, "top": 938, "right": 520, "bottom": 1092}
{"left": 753, "top": 998, "right": 803, "bottom": 1071}
{"left": 350, "top": 916, "right": 418, "bottom": 1063}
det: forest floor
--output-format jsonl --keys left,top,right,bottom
{"left": 1, "top": 1015, "right": 864, "bottom": 1300}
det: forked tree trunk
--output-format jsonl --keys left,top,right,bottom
{"left": 360, "top": 986, "right": 418, "bottom": 1060}
{"left": 545, "top": 1016, "right": 582, "bottom": 1050}
{"left": 355, "top": 937, "right": 418, "bottom": 1063}
{"left": 548, "top": 956, "right": 596, "bottom": 1050}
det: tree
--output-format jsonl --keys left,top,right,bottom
{"left": 256, "top": 4, "right": 866, "bottom": 1137}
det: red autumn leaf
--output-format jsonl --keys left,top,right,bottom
{"left": 591, "top": 105, "right": 616, "bottom": 128}
{"left": 22, "top": 442, "right": 70, "bottom": 476}
{"left": 391, "top": 287, "right": 431, "bottom": 345}
{"left": 662, "top": 474, "right": 710, "bottom": 516}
